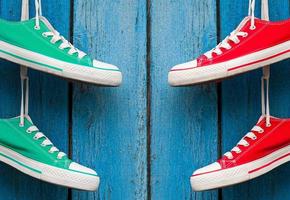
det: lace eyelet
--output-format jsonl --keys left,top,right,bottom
{"left": 42, "top": 33, "right": 48, "bottom": 37}
{"left": 48, "top": 150, "right": 54, "bottom": 154}
{"left": 234, "top": 40, "right": 240, "bottom": 44}
{"left": 243, "top": 33, "right": 248, "bottom": 37}
{"left": 252, "top": 136, "right": 257, "bottom": 140}
{"left": 41, "top": 143, "right": 46, "bottom": 147}
{"left": 34, "top": 25, "right": 40, "bottom": 30}
{"left": 244, "top": 143, "right": 250, "bottom": 147}
{"left": 266, "top": 123, "right": 271, "bottom": 128}
{"left": 33, "top": 136, "right": 38, "bottom": 140}
{"left": 250, "top": 25, "right": 256, "bottom": 30}
{"left": 26, "top": 129, "right": 32, "bottom": 133}
{"left": 237, "top": 150, "right": 242, "bottom": 154}
{"left": 19, "top": 123, "right": 24, "bottom": 127}
{"left": 259, "top": 129, "right": 264, "bottom": 133}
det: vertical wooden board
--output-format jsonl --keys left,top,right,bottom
{"left": 266, "top": 1, "right": 290, "bottom": 198}
{"left": 150, "top": 1, "right": 218, "bottom": 199}
{"left": 0, "top": 1, "right": 22, "bottom": 117}
{"left": 0, "top": 2, "right": 24, "bottom": 199}
{"left": 221, "top": 0, "right": 290, "bottom": 199}
{"left": 0, "top": 0, "right": 70, "bottom": 199}
{"left": 72, "top": 0, "right": 147, "bottom": 199}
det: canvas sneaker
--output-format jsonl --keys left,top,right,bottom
{"left": 191, "top": 116, "right": 290, "bottom": 191}
{"left": 0, "top": 3, "right": 122, "bottom": 86}
{"left": 168, "top": 17, "right": 290, "bottom": 86}
{"left": 0, "top": 116, "right": 99, "bottom": 191}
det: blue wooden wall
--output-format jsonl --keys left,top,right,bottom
{"left": 0, "top": 0, "right": 289, "bottom": 199}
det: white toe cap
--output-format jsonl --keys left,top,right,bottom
{"left": 193, "top": 162, "right": 221, "bottom": 175}
{"left": 69, "top": 162, "right": 97, "bottom": 175}
{"left": 171, "top": 60, "right": 197, "bottom": 71}
{"left": 93, "top": 59, "right": 120, "bottom": 71}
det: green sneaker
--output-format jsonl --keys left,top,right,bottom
{"left": 0, "top": 1, "right": 122, "bottom": 86}
{"left": 0, "top": 116, "right": 100, "bottom": 191}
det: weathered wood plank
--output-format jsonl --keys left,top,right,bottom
{"left": 221, "top": 0, "right": 290, "bottom": 199}
{"left": 150, "top": 0, "right": 218, "bottom": 199}
{"left": 0, "top": 0, "right": 70, "bottom": 199}
{"left": 72, "top": 0, "right": 148, "bottom": 199}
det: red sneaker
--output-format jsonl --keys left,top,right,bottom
{"left": 168, "top": 17, "right": 290, "bottom": 86}
{"left": 190, "top": 116, "right": 290, "bottom": 191}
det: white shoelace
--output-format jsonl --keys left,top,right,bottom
{"left": 224, "top": 126, "right": 264, "bottom": 159}
{"left": 33, "top": 0, "right": 86, "bottom": 59}
{"left": 19, "top": 69, "right": 66, "bottom": 159}
{"left": 204, "top": 0, "right": 257, "bottom": 59}
{"left": 26, "top": 125, "right": 66, "bottom": 159}
{"left": 248, "top": 0, "right": 256, "bottom": 30}
{"left": 225, "top": 69, "right": 270, "bottom": 160}
{"left": 42, "top": 31, "right": 86, "bottom": 59}
{"left": 19, "top": 0, "right": 66, "bottom": 159}
{"left": 204, "top": 31, "right": 248, "bottom": 59}
{"left": 224, "top": 0, "right": 271, "bottom": 160}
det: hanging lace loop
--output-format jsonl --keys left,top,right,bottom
{"left": 21, "top": 0, "right": 29, "bottom": 20}
{"left": 248, "top": 0, "right": 256, "bottom": 29}
{"left": 224, "top": 0, "right": 271, "bottom": 160}
{"left": 261, "top": 0, "right": 269, "bottom": 21}
{"left": 19, "top": 69, "right": 66, "bottom": 159}
{"left": 261, "top": 66, "right": 271, "bottom": 127}
{"left": 261, "top": 0, "right": 271, "bottom": 126}
{"left": 19, "top": 67, "right": 29, "bottom": 127}
{"left": 20, "top": 0, "right": 66, "bottom": 159}
{"left": 35, "top": 0, "right": 42, "bottom": 29}
{"left": 20, "top": 0, "right": 30, "bottom": 127}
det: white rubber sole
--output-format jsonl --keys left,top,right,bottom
{"left": 0, "top": 41, "right": 122, "bottom": 86}
{"left": 0, "top": 145, "right": 100, "bottom": 191}
{"left": 190, "top": 145, "right": 290, "bottom": 191}
{"left": 169, "top": 41, "right": 290, "bottom": 86}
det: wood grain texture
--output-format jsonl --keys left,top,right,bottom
{"left": 0, "top": 0, "right": 289, "bottom": 199}
{"left": 149, "top": 1, "right": 219, "bottom": 199}
{"left": 0, "top": 0, "right": 70, "bottom": 199}
{"left": 71, "top": 0, "right": 148, "bottom": 199}
{"left": 221, "top": 0, "right": 290, "bottom": 199}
